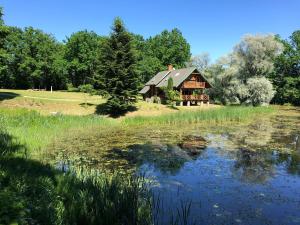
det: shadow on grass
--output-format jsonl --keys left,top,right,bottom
{"left": 0, "top": 92, "right": 20, "bottom": 101}
{"left": 79, "top": 102, "right": 97, "bottom": 107}
{"left": 95, "top": 102, "right": 137, "bottom": 118}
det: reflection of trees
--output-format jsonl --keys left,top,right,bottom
{"left": 225, "top": 109, "right": 300, "bottom": 153}
{"left": 227, "top": 117, "right": 275, "bottom": 150}
{"left": 232, "top": 146, "right": 300, "bottom": 183}
{"left": 105, "top": 137, "right": 207, "bottom": 174}
{"left": 232, "top": 149, "right": 275, "bottom": 183}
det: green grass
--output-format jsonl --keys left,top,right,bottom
{"left": 0, "top": 108, "right": 117, "bottom": 156}
{"left": 123, "top": 106, "right": 275, "bottom": 126}
{"left": 0, "top": 106, "right": 275, "bottom": 157}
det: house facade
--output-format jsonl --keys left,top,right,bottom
{"left": 139, "top": 65, "right": 212, "bottom": 106}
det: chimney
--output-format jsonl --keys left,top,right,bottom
{"left": 168, "top": 64, "right": 174, "bottom": 71}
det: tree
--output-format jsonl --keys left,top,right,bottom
{"left": 208, "top": 34, "right": 282, "bottom": 105}
{"left": 0, "top": 7, "right": 10, "bottom": 88}
{"left": 146, "top": 29, "right": 191, "bottom": 69}
{"left": 163, "top": 78, "right": 180, "bottom": 106}
{"left": 99, "top": 18, "right": 139, "bottom": 116}
{"left": 187, "top": 52, "right": 211, "bottom": 72}
{"left": 3, "top": 27, "right": 61, "bottom": 89}
{"left": 64, "top": 30, "right": 103, "bottom": 87}
{"left": 271, "top": 31, "right": 300, "bottom": 105}
{"left": 246, "top": 77, "right": 275, "bottom": 106}
{"left": 234, "top": 34, "right": 283, "bottom": 81}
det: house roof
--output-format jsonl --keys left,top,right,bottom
{"left": 139, "top": 85, "right": 150, "bottom": 94}
{"left": 156, "top": 67, "right": 197, "bottom": 88}
{"left": 140, "top": 67, "right": 212, "bottom": 94}
{"left": 145, "top": 71, "right": 170, "bottom": 86}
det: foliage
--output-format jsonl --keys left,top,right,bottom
{"left": 0, "top": 152, "right": 152, "bottom": 225}
{"left": 245, "top": 77, "right": 275, "bottom": 106}
{"left": 234, "top": 34, "right": 283, "bottom": 81}
{"left": 271, "top": 31, "right": 300, "bottom": 105}
{"left": 208, "top": 34, "right": 282, "bottom": 105}
{"left": 100, "top": 18, "right": 139, "bottom": 116}
{"left": 146, "top": 29, "right": 191, "bottom": 70}
{"left": 64, "top": 30, "right": 104, "bottom": 87}
{"left": 186, "top": 52, "right": 211, "bottom": 72}
{"left": 162, "top": 78, "right": 181, "bottom": 106}
{"left": 79, "top": 84, "right": 96, "bottom": 107}
{"left": 78, "top": 83, "right": 95, "bottom": 95}
{"left": 0, "top": 7, "right": 10, "bottom": 89}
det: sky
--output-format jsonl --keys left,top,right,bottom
{"left": 1, "top": 0, "right": 299, "bottom": 61}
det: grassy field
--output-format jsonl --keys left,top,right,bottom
{"left": 0, "top": 89, "right": 105, "bottom": 115}
{"left": 0, "top": 89, "right": 218, "bottom": 116}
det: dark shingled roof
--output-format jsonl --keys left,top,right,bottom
{"left": 145, "top": 71, "right": 170, "bottom": 86}
{"left": 139, "top": 85, "right": 150, "bottom": 94}
{"left": 156, "top": 67, "right": 197, "bottom": 88}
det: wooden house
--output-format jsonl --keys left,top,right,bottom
{"left": 139, "top": 65, "right": 212, "bottom": 106}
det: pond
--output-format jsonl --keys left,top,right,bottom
{"left": 46, "top": 107, "right": 300, "bottom": 225}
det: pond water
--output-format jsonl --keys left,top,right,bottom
{"left": 47, "top": 107, "right": 300, "bottom": 225}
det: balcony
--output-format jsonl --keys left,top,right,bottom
{"left": 182, "top": 94, "right": 209, "bottom": 101}
{"left": 182, "top": 81, "right": 206, "bottom": 89}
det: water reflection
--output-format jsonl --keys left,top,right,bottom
{"left": 105, "top": 136, "right": 207, "bottom": 174}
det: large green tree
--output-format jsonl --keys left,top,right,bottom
{"left": 146, "top": 28, "right": 191, "bottom": 69}
{"left": 3, "top": 27, "right": 63, "bottom": 89}
{"left": 0, "top": 7, "right": 10, "bottom": 88}
{"left": 100, "top": 18, "right": 139, "bottom": 116}
{"left": 271, "top": 31, "right": 300, "bottom": 105}
{"left": 64, "top": 30, "right": 103, "bottom": 87}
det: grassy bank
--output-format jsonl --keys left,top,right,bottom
{"left": 0, "top": 106, "right": 275, "bottom": 157}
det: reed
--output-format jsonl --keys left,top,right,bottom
{"left": 122, "top": 106, "right": 274, "bottom": 126}
{"left": 0, "top": 106, "right": 274, "bottom": 156}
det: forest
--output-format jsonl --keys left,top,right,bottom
{"left": 0, "top": 6, "right": 299, "bottom": 108}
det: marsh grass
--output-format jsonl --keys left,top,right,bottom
{"left": 0, "top": 108, "right": 117, "bottom": 156}
{"left": 0, "top": 106, "right": 274, "bottom": 157}
{"left": 123, "top": 106, "right": 275, "bottom": 126}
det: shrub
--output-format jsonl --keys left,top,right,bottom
{"left": 246, "top": 77, "right": 275, "bottom": 106}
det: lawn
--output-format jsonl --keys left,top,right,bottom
{"left": 0, "top": 89, "right": 219, "bottom": 116}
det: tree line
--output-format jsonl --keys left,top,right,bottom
{"left": 0, "top": 7, "right": 299, "bottom": 106}
{"left": 0, "top": 8, "right": 191, "bottom": 91}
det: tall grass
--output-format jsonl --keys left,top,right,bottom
{"left": 0, "top": 108, "right": 116, "bottom": 155}
{"left": 0, "top": 106, "right": 274, "bottom": 155}
{"left": 123, "top": 106, "right": 275, "bottom": 126}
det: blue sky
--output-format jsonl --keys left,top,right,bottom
{"left": 1, "top": 0, "right": 299, "bottom": 61}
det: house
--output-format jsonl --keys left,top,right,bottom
{"left": 139, "top": 65, "right": 212, "bottom": 106}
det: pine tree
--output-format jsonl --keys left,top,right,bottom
{"left": 100, "top": 18, "right": 139, "bottom": 116}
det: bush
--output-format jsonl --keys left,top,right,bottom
{"left": 66, "top": 83, "right": 79, "bottom": 92}
{"left": 246, "top": 77, "right": 275, "bottom": 106}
